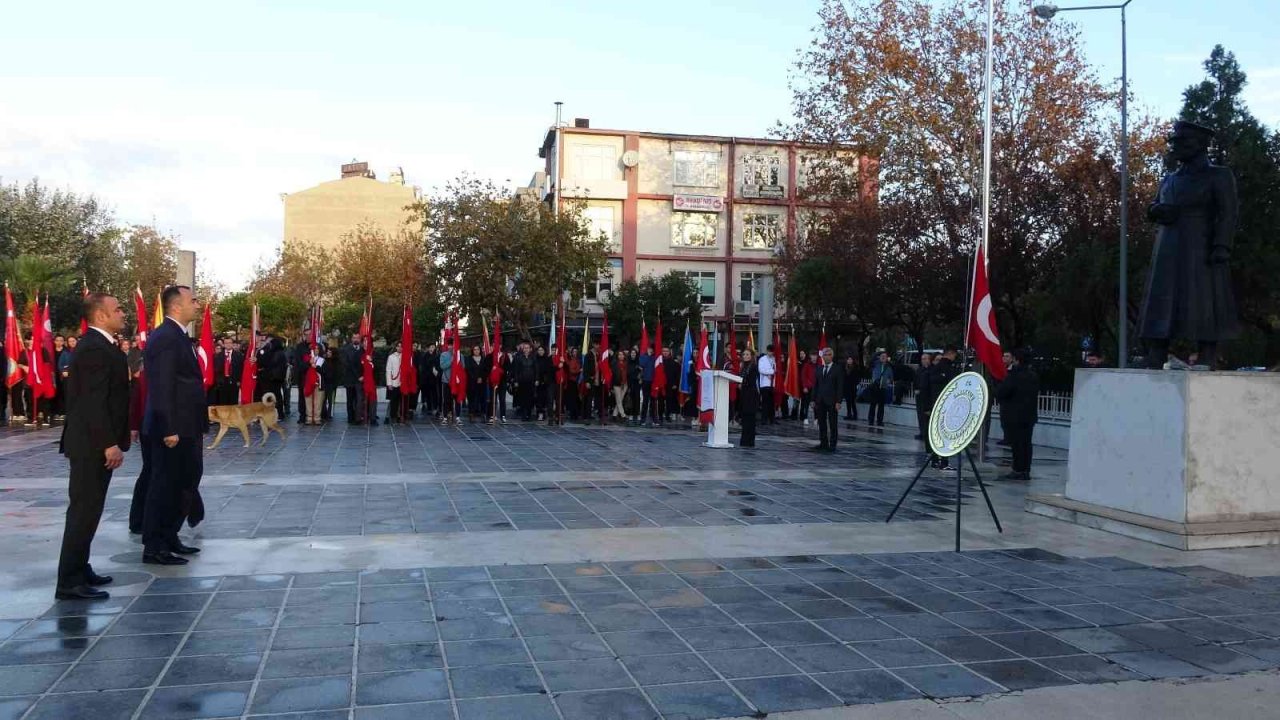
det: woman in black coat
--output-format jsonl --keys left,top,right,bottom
{"left": 465, "top": 346, "right": 486, "bottom": 421}
{"left": 738, "top": 349, "right": 760, "bottom": 448}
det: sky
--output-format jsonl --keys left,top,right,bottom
{"left": 1, "top": 0, "right": 1275, "bottom": 291}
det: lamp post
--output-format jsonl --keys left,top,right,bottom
{"left": 1033, "top": 1, "right": 1133, "bottom": 368}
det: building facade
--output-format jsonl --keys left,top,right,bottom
{"left": 535, "top": 120, "right": 873, "bottom": 322}
{"left": 282, "top": 161, "right": 420, "bottom": 252}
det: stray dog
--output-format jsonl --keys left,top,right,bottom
{"left": 207, "top": 393, "right": 288, "bottom": 449}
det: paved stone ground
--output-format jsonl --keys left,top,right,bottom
{"left": 1, "top": 416, "right": 1277, "bottom": 720}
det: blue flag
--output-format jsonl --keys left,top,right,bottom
{"left": 678, "top": 321, "right": 694, "bottom": 395}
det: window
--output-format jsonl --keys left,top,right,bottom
{"left": 673, "top": 150, "right": 720, "bottom": 188}
{"left": 586, "top": 259, "right": 622, "bottom": 301}
{"left": 742, "top": 213, "right": 782, "bottom": 249}
{"left": 572, "top": 144, "right": 617, "bottom": 181}
{"left": 742, "top": 154, "right": 781, "bottom": 187}
{"left": 671, "top": 212, "right": 717, "bottom": 247}
{"left": 739, "top": 272, "right": 765, "bottom": 305}
{"left": 674, "top": 270, "right": 717, "bottom": 306}
{"left": 582, "top": 206, "right": 615, "bottom": 245}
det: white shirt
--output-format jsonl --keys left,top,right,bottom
{"left": 386, "top": 351, "right": 401, "bottom": 388}
{"left": 757, "top": 354, "right": 776, "bottom": 388}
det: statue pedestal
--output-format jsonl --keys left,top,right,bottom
{"left": 1027, "top": 369, "right": 1280, "bottom": 549}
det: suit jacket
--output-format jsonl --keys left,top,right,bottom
{"left": 813, "top": 362, "right": 845, "bottom": 405}
{"left": 996, "top": 364, "right": 1040, "bottom": 426}
{"left": 213, "top": 349, "right": 243, "bottom": 384}
{"left": 143, "top": 318, "right": 208, "bottom": 439}
{"left": 341, "top": 344, "right": 363, "bottom": 385}
{"left": 60, "top": 329, "right": 131, "bottom": 459}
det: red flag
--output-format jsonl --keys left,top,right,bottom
{"left": 554, "top": 304, "right": 567, "bottom": 385}
{"left": 199, "top": 303, "right": 215, "bottom": 391}
{"left": 400, "top": 304, "right": 417, "bottom": 396}
{"left": 727, "top": 333, "right": 740, "bottom": 402}
{"left": 967, "top": 245, "right": 1007, "bottom": 380}
{"left": 39, "top": 297, "right": 56, "bottom": 399}
{"left": 639, "top": 320, "right": 650, "bottom": 356}
{"left": 27, "top": 297, "right": 47, "bottom": 399}
{"left": 303, "top": 347, "right": 318, "bottom": 398}
{"left": 784, "top": 333, "right": 801, "bottom": 400}
{"left": 449, "top": 312, "right": 467, "bottom": 405}
{"left": 79, "top": 279, "right": 89, "bottom": 337}
{"left": 3, "top": 285, "right": 22, "bottom": 388}
{"left": 360, "top": 301, "right": 376, "bottom": 403}
{"left": 488, "top": 313, "right": 504, "bottom": 387}
{"left": 239, "top": 304, "right": 259, "bottom": 404}
{"left": 133, "top": 285, "right": 149, "bottom": 348}
{"left": 651, "top": 320, "right": 666, "bottom": 395}
{"left": 599, "top": 311, "right": 612, "bottom": 386}
{"left": 697, "top": 323, "right": 712, "bottom": 425}
{"left": 819, "top": 325, "right": 828, "bottom": 352}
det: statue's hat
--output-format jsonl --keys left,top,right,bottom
{"left": 1170, "top": 120, "right": 1216, "bottom": 139}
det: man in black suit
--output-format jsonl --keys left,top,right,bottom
{"left": 55, "top": 293, "right": 130, "bottom": 600}
{"left": 341, "top": 334, "right": 363, "bottom": 424}
{"left": 926, "top": 346, "right": 960, "bottom": 470}
{"left": 212, "top": 336, "right": 243, "bottom": 406}
{"left": 141, "top": 285, "right": 207, "bottom": 566}
{"left": 812, "top": 348, "right": 845, "bottom": 452}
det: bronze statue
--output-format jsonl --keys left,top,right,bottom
{"left": 1138, "top": 120, "right": 1239, "bottom": 369}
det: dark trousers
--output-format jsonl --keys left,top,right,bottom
{"left": 345, "top": 385, "right": 360, "bottom": 422}
{"left": 296, "top": 383, "right": 306, "bottom": 420}
{"left": 495, "top": 385, "right": 509, "bottom": 419}
{"left": 798, "top": 391, "right": 811, "bottom": 421}
{"left": 739, "top": 409, "right": 757, "bottom": 447}
{"left": 423, "top": 381, "right": 440, "bottom": 414}
{"left": 515, "top": 381, "right": 533, "bottom": 419}
{"left": 760, "top": 388, "right": 775, "bottom": 424}
{"left": 867, "top": 394, "right": 886, "bottom": 426}
{"left": 57, "top": 456, "right": 114, "bottom": 588}
{"left": 816, "top": 400, "right": 838, "bottom": 449}
{"left": 129, "top": 435, "right": 153, "bottom": 533}
{"left": 917, "top": 408, "right": 929, "bottom": 439}
{"left": 1007, "top": 422, "right": 1035, "bottom": 473}
{"left": 387, "top": 387, "right": 402, "bottom": 421}
{"left": 8, "top": 385, "right": 27, "bottom": 418}
{"left": 844, "top": 387, "right": 858, "bottom": 419}
{"left": 215, "top": 382, "right": 238, "bottom": 406}
{"left": 143, "top": 437, "right": 203, "bottom": 553}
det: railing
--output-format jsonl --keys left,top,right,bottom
{"left": 870, "top": 382, "right": 1073, "bottom": 422}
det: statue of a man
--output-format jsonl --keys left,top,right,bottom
{"left": 1138, "top": 120, "right": 1239, "bottom": 369}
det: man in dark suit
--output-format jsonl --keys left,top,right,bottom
{"left": 141, "top": 285, "right": 207, "bottom": 566}
{"left": 927, "top": 346, "right": 960, "bottom": 470}
{"left": 212, "top": 336, "right": 243, "bottom": 406}
{"left": 341, "top": 334, "right": 363, "bottom": 424}
{"left": 812, "top": 348, "right": 845, "bottom": 452}
{"left": 55, "top": 293, "right": 130, "bottom": 600}
{"left": 996, "top": 348, "right": 1040, "bottom": 481}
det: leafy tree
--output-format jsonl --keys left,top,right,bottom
{"left": 0, "top": 254, "right": 75, "bottom": 324}
{"left": 248, "top": 239, "right": 334, "bottom": 305}
{"left": 604, "top": 272, "right": 703, "bottom": 347}
{"left": 213, "top": 292, "right": 307, "bottom": 338}
{"left": 118, "top": 225, "right": 179, "bottom": 299}
{"left": 1178, "top": 45, "right": 1280, "bottom": 363}
{"left": 332, "top": 223, "right": 430, "bottom": 305}
{"left": 417, "top": 175, "right": 610, "bottom": 340}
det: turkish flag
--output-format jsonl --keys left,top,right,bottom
{"left": 697, "top": 323, "right": 713, "bottom": 424}
{"left": 488, "top": 313, "right": 504, "bottom": 387}
{"left": 967, "top": 245, "right": 1007, "bottom": 380}
{"left": 199, "top": 303, "right": 215, "bottom": 391}
{"left": 651, "top": 320, "right": 666, "bottom": 396}
{"left": 400, "top": 304, "right": 417, "bottom": 396}
{"left": 79, "top": 280, "right": 89, "bottom": 338}
{"left": 599, "top": 311, "right": 612, "bottom": 386}
{"left": 638, "top": 320, "right": 649, "bottom": 356}
{"left": 133, "top": 286, "right": 149, "bottom": 349}
{"left": 449, "top": 312, "right": 467, "bottom": 405}
{"left": 3, "top": 285, "right": 22, "bottom": 388}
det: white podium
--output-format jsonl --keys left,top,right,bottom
{"left": 701, "top": 370, "right": 742, "bottom": 449}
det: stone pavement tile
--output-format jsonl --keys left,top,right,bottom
{"left": 602, "top": 629, "right": 688, "bottom": 657}
{"left": 654, "top": 605, "right": 736, "bottom": 628}
{"left": 700, "top": 647, "right": 801, "bottom": 678}
{"left": 361, "top": 620, "right": 439, "bottom": 644}
{"left": 1236, "top": 639, "right": 1280, "bottom": 663}
{"left": 852, "top": 639, "right": 951, "bottom": 668}
{"left": 813, "top": 668, "right": 923, "bottom": 705}
{"left": 894, "top": 664, "right": 1003, "bottom": 698}
{"left": 161, "top": 652, "right": 263, "bottom": 685}
{"left": 109, "top": 611, "right": 200, "bottom": 635}
{"left": 538, "top": 657, "right": 634, "bottom": 692}
{"left": 677, "top": 625, "right": 765, "bottom": 651}
{"left": 0, "top": 663, "right": 67, "bottom": 696}
{"left": 984, "top": 630, "right": 1084, "bottom": 658}
{"left": 1049, "top": 627, "right": 1149, "bottom": 654}
{"left": 195, "top": 608, "right": 278, "bottom": 632}
{"left": 1038, "top": 654, "right": 1145, "bottom": 683}
{"left": 457, "top": 694, "right": 557, "bottom": 720}
{"left": 965, "top": 659, "right": 1075, "bottom": 691}
{"left": 357, "top": 642, "right": 443, "bottom": 674}
{"left": 733, "top": 674, "right": 840, "bottom": 713}
{"left": 921, "top": 635, "right": 1019, "bottom": 663}
{"left": 261, "top": 646, "right": 354, "bottom": 679}
{"left": 1001, "top": 606, "right": 1093, "bottom": 631}
{"left": 622, "top": 652, "right": 719, "bottom": 685}
{"left": 513, "top": 613, "right": 593, "bottom": 637}
{"left": 1223, "top": 613, "right": 1280, "bottom": 637}
{"left": 0, "top": 697, "right": 34, "bottom": 720}
{"left": 779, "top": 643, "right": 876, "bottom": 673}
{"left": 449, "top": 662, "right": 545, "bottom": 698}
{"left": 815, "top": 617, "right": 906, "bottom": 642}
{"left": 554, "top": 688, "right": 658, "bottom": 720}
{"left": 1116, "top": 600, "right": 1200, "bottom": 622}
{"left": 251, "top": 675, "right": 351, "bottom": 714}
{"left": 644, "top": 681, "right": 754, "bottom": 720}
{"left": 1107, "top": 623, "right": 1204, "bottom": 649}
{"left": 747, "top": 620, "right": 834, "bottom": 646}
{"left": 26, "top": 689, "right": 145, "bottom": 720}
{"left": 881, "top": 613, "right": 972, "bottom": 639}
{"left": 718, "top": 600, "right": 799, "bottom": 624}
{"left": 1159, "top": 644, "right": 1275, "bottom": 674}
{"left": 1104, "top": 651, "right": 1209, "bottom": 679}
{"left": 443, "top": 638, "right": 529, "bottom": 667}
{"left": 437, "top": 616, "right": 515, "bottom": 641}
{"left": 179, "top": 630, "right": 271, "bottom": 656}
{"left": 140, "top": 682, "right": 251, "bottom": 719}
{"left": 1167, "top": 618, "right": 1263, "bottom": 643}
{"left": 355, "top": 669, "right": 450, "bottom": 705}
{"left": 127, "top": 593, "right": 212, "bottom": 614}
{"left": 352, "top": 700, "right": 454, "bottom": 720}
{"left": 52, "top": 657, "right": 167, "bottom": 692}
{"left": 1058, "top": 603, "right": 1148, "bottom": 627}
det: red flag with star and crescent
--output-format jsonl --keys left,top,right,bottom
{"left": 697, "top": 323, "right": 712, "bottom": 424}
{"left": 967, "top": 244, "right": 1007, "bottom": 381}
{"left": 3, "top": 285, "right": 22, "bottom": 388}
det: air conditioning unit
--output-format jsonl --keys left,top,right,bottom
{"left": 733, "top": 301, "right": 757, "bottom": 317}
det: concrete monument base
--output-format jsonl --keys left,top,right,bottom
{"left": 1026, "top": 369, "right": 1280, "bottom": 550}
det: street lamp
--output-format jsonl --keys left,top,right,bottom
{"left": 1033, "top": 1, "right": 1134, "bottom": 368}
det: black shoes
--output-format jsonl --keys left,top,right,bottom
{"left": 170, "top": 543, "right": 201, "bottom": 555}
{"left": 55, "top": 585, "right": 109, "bottom": 600}
{"left": 85, "top": 569, "right": 113, "bottom": 586}
{"left": 143, "top": 551, "right": 189, "bottom": 565}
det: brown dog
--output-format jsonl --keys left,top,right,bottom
{"left": 207, "top": 393, "right": 288, "bottom": 449}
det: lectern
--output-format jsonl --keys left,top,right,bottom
{"left": 700, "top": 370, "right": 742, "bottom": 449}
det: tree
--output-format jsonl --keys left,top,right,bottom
{"left": 248, "top": 240, "right": 334, "bottom": 304}
{"left": 417, "top": 175, "right": 610, "bottom": 340}
{"left": 213, "top": 292, "right": 307, "bottom": 338}
{"left": 332, "top": 222, "right": 431, "bottom": 307}
{"left": 0, "top": 254, "right": 75, "bottom": 325}
{"left": 1178, "top": 45, "right": 1280, "bottom": 363}
{"left": 786, "top": 0, "right": 1113, "bottom": 348}
{"left": 118, "top": 225, "right": 179, "bottom": 298}
{"left": 604, "top": 272, "right": 703, "bottom": 345}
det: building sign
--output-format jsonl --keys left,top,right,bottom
{"left": 927, "top": 372, "right": 988, "bottom": 458}
{"left": 740, "top": 185, "right": 786, "bottom": 200}
{"left": 673, "top": 194, "right": 724, "bottom": 213}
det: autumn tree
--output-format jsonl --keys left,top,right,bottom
{"left": 604, "top": 272, "right": 703, "bottom": 346}
{"left": 118, "top": 225, "right": 179, "bottom": 298}
{"left": 247, "top": 239, "right": 334, "bottom": 305}
{"left": 416, "top": 176, "right": 609, "bottom": 340}
{"left": 786, "top": 0, "right": 1115, "bottom": 348}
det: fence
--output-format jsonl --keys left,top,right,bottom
{"left": 866, "top": 382, "right": 1073, "bottom": 423}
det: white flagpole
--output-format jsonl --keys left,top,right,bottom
{"left": 976, "top": 0, "right": 996, "bottom": 464}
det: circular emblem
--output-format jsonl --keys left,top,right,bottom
{"left": 928, "top": 371, "right": 988, "bottom": 458}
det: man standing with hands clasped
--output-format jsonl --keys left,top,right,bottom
{"left": 141, "top": 285, "right": 207, "bottom": 566}
{"left": 811, "top": 348, "right": 845, "bottom": 453}
{"left": 55, "top": 293, "right": 130, "bottom": 600}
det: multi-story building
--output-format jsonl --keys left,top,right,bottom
{"left": 534, "top": 119, "right": 873, "bottom": 323}
{"left": 282, "top": 161, "right": 420, "bottom": 252}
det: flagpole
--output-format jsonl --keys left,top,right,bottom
{"left": 975, "top": 0, "right": 996, "bottom": 464}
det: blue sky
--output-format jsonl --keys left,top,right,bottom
{"left": 1, "top": 0, "right": 1275, "bottom": 289}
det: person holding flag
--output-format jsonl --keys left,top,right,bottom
{"left": 677, "top": 321, "right": 694, "bottom": 425}
{"left": 448, "top": 311, "right": 467, "bottom": 425}
{"left": 649, "top": 320, "right": 666, "bottom": 427}
{"left": 399, "top": 304, "right": 417, "bottom": 422}
{"left": 696, "top": 322, "right": 713, "bottom": 427}
{"left": 486, "top": 313, "right": 505, "bottom": 424}
{"left": 360, "top": 303, "right": 379, "bottom": 426}
{"left": 4, "top": 283, "right": 26, "bottom": 423}
{"left": 599, "top": 311, "right": 615, "bottom": 423}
